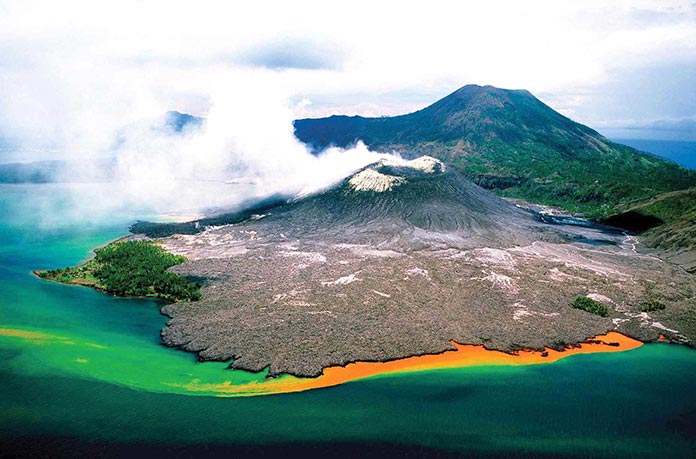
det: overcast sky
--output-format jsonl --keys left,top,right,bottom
{"left": 1, "top": 0, "right": 695, "bottom": 160}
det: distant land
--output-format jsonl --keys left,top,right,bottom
{"left": 602, "top": 118, "right": 696, "bottom": 143}
{"left": 294, "top": 84, "right": 696, "bottom": 217}
{"left": 0, "top": 158, "right": 115, "bottom": 183}
{"left": 611, "top": 138, "right": 696, "bottom": 170}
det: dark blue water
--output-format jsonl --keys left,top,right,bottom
{"left": 614, "top": 138, "right": 696, "bottom": 170}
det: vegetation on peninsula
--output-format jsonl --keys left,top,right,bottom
{"left": 37, "top": 240, "right": 201, "bottom": 302}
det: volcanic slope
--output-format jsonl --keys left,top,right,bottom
{"left": 294, "top": 85, "right": 696, "bottom": 216}
{"left": 138, "top": 157, "right": 696, "bottom": 377}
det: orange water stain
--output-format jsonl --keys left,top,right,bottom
{"left": 177, "top": 332, "right": 643, "bottom": 397}
{"left": 0, "top": 327, "right": 55, "bottom": 340}
{"left": 0, "top": 326, "right": 82, "bottom": 348}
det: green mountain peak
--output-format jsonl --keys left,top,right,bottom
{"left": 294, "top": 84, "right": 696, "bottom": 217}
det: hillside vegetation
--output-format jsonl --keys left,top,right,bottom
{"left": 294, "top": 85, "right": 696, "bottom": 217}
{"left": 604, "top": 187, "right": 696, "bottom": 272}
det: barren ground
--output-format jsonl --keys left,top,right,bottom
{"left": 142, "top": 159, "right": 696, "bottom": 377}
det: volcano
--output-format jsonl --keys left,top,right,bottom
{"left": 294, "top": 85, "right": 696, "bottom": 216}
{"left": 131, "top": 157, "right": 696, "bottom": 377}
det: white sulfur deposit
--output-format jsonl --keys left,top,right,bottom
{"left": 347, "top": 155, "right": 447, "bottom": 192}
{"left": 348, "top": 169, "right": 406, "bottom": 192}
{"left": 382, "top": 155, "right": 446, "bottom": 174}
{"left": 403, "top": 156, "right": 446, "bottom": 173}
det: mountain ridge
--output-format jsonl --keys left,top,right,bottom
{"left": 293, "top": 84, "right": 696, "bottom": 217}
{"left": 295, "top": 84, "right": 604, "bottom": 152}
{"left": 132, "top": 156, "right": 557, "bottom": 248}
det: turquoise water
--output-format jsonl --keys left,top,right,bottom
{"left": 1, "top": 184, "right": 695, "bottom": 458}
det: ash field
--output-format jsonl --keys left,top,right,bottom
{"left": 132, "top": 156, "right": 696, "bottom": 377}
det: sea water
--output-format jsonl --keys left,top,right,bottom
{"left": 0, "top": 184, "right": 694, "bottom": 458}
{"left": 614, "top": 138, "right": 696, "bottom": 170}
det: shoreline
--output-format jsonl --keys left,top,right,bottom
{"left": 30, "top": 233, "right": 133, "bottom": 285}
{"left": 31, "top": 234, "right": 686, "bottom": 395}
{"left": 0, "top": 324, "right": 668, "bottom": 399}
{"left": 172, "top": 331, "right": 643, "bottom": 397}
{"left": 32, "top": 235, "right": 198, "bottom": 303}
{"left": 32, "top": 269, "right": 175, "bottom": 303}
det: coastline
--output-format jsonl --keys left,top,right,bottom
{"left": 171, "top": 332, "right": 643, "bottom": 397}
{"left": 32, "top": 268, "right": 175, "bottom": 303}
{"left": 30, "top": 235, "right": 684, "bottom": 397}
{"left": 33, "top": 235, "right": 199, "bottom": 302}
{"left": 17, "top": 261, "right": 659, "bottom": 397}
{"left": 0, "top": 321, "right": 647, "bottom": 398}
{"left": 31, "top": 233, "right": 133, "bottom": 287}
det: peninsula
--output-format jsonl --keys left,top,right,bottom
{"left": 36, "top": 86, "right": 696, "bottom": 379}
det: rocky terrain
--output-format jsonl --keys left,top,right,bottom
{"left": 133, "top": 157, "right": 696, "bottom": 377}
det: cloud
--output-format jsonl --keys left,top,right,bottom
{"left": 544, "top": 59, "right": 696, "bottom": 136}
{"left": 238, "top": 38, "right": 346, "bottom": 70}
{"left": 1, "top": 0, "right": 695, "bottom": 229}
{"left": 599, "top": 117, "right": 696, "bottom": 141}
{"left": 0, "top": 0, "right": 695, "bottom": 157}
{"left": 3, "top": 68, "right": 400, "bottom": 226}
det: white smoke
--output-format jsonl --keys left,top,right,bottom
{"left": 10, "top": 70, "right": 399, "bottom": 227}
{"left": 107, "top": 79, "right": 396, "bottom": 216}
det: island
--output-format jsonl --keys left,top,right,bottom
{"left": 38, "top": 156, "right": 696, "bottom": 379}
{"left": 34, "top": 85, "right": 696, "bottom": 380}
